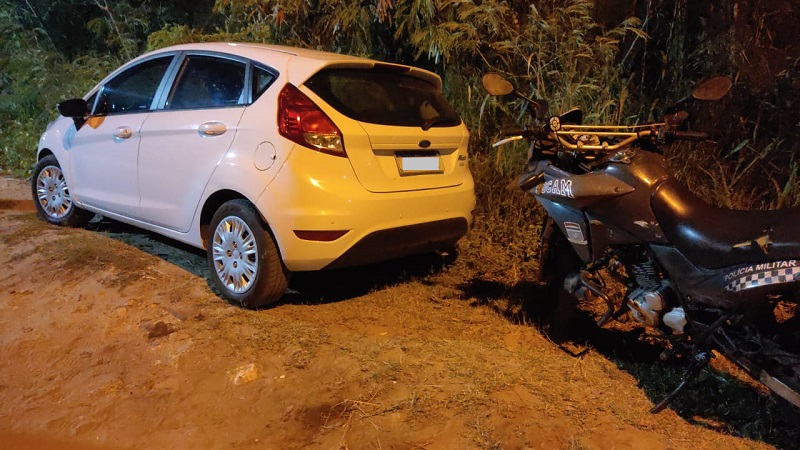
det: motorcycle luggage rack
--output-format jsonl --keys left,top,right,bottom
{"left": 554, "top": 124, "right": 662, "bottom": 152}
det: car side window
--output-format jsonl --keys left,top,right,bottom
{"left": 166, "top": 55, "right": 246, "bottom": 110}
{"left": 93, "top": 56, "right": 173, "bottom": 116}
{"left": 252, "top": 66, "right": 276, "bottom": 102}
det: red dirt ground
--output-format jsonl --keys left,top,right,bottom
{"left": 1, "top": 175, "right": 796, "bottom": 449}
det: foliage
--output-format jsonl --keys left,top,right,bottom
{"left": 0, "top": 2, "right": 112, "bottom": 175}
{"left": 146, "top": 24, "right": 273, "bottom": 51}
{"left": 210, "top": 0, "right": 644, "bottom": 126}
{"left": 0, "top": 0, "right": 206, "bottom": 176}
{"left": 1, "top": 0, "right": 798, "bottom": 221}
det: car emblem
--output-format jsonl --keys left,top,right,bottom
{"left": 418, "top": 140, "right": 431, "bottom": 148}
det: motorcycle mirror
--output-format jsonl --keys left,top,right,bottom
{"left": 481, "top": 73, "right": 515, "bottom": 96}
{"left": 482, "top": 73, "right": 549, "bottom": 119}
{"left": 660, "top": 76, "right": 732, "bottom": 118}
{"left": 559, "top": 108, "right": 583, "bottom": 126}
{"left": 691, "top": 76, "right": 732, "bottom": 101}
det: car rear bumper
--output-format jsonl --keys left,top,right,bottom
{"left": 256, "top": 147, "right": 475, "bottom": 271}
{"left": 323, "top": 217, "right": 468, "bottom": 269}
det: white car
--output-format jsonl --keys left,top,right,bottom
{"left": 33, "top": 43, "right": 475, "bottom": 307}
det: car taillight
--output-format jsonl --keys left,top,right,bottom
{"left": 278, "top": 83, "right": 345, "bottom": 156}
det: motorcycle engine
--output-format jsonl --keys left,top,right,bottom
{"left": 625, "top": 256, "right": 684, "bottom": 331}
{"left": 628, "top": 283, "right": 669, "bottom": 327}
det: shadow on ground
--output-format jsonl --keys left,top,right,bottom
{"left": 456, "top": 277, "right": 800, "bottom": 450}
{"left": 283, "top": 251, "right": 455, "bottom": 305}
{"left": 89, "top": 215, "right": 455, "bottom": 307}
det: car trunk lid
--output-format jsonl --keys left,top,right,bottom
{"left": 302, "top": 66, "right": 469, "bottom": 193}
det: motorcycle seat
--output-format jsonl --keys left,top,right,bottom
{"left": 652, "top": 177, "right": 800, "bottom": 269}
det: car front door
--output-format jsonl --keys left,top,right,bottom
{"left": 68, "top": 55, "right": 175, "bottom": 218}
{"left": 137, "top": 54, "right": 249, "bottom": 232}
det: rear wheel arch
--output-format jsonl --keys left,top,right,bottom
{"left": 200, "top": 190, "right": 248, "bottom": 246}
{"left": 200, "top": 190, "right": 279, "bottom": 250}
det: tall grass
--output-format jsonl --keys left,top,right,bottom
{"left": 0, "top": 3, "right": 117, "bottom": 177}
{"left": 2, "top": 0, "right": 797, "bottom": 231}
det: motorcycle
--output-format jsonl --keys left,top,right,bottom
{"left": 482, "top": 73, "right": 800, "bottom": 413}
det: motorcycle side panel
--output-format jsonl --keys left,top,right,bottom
{"left": 721, "top": 259, "right": 800, "bottom": 298}
{"left": 538, "top": 198, "right": 591, "bottom": 262}
{"left": 650, "top": 245, "right": 800, "bottom": 307}
{"left": 584, "top": 151, "right": 671, "bottom": 244}
{"left": 650, "top": 245, "right": 738, "bottom": 308}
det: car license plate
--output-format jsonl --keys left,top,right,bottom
{"left": 397, "top": 155, "right": 442, "bottom": 174}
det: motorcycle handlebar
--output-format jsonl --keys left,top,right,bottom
{"left": 501, "top": 128, "right": 529, "bottom": 137}
{"left": 670, "top": 130, "right": 708, "bottom": 141}
{"left": 493, "top": 123, "right": 710, "bottom": 151}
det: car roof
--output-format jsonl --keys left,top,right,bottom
{"left": 143, "top": 42, "right": 442, "bottom": 88}
{"left": 156, "top": 42, "right": 366, "bottom": 62}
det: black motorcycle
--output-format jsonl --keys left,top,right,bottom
{"left": 482, "top": 73, "right": 800, "bottom": 413}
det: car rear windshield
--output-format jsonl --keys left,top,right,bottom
{"left": 304, "top": 68, "right": 462, "bottom": 129}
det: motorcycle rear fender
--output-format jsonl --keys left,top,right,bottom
{"left": 538, "top": 197, "right": 591, "bottom": 263}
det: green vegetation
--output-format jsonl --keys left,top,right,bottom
{"left": 1, "top": 0, "right": 798, "bottom": 274}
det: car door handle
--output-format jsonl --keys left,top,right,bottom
{"left": 199, "top": 121, "right": 227, "bottom": 136}
{"left": 114, "top": 126, "right": 133, "bottom": 139}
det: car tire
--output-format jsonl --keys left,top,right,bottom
{"left": 207, "top": 199, "right": 289, "bottom": 308}
{"left": 31, "top": 154, "right": 94, "bottom": 227}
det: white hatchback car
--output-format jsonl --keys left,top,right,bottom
{"left": 33, "top": 43, "right": 475, "bottom": 307}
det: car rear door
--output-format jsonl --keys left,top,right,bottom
{"left": 137, "top": 53, "right": 249, "bottom": 232}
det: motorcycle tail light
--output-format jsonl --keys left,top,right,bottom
{"left": 278, "top": 83, "right": 345, "bottom": 157}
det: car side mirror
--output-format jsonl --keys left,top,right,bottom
{"left": 58, "top": 98, "right": 89, "bottom": 117}
{"left": 57, "top": 98, "right": 89, "bottom": 129}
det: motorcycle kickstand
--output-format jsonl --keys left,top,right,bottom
{"left": 649, "top": 350, "right": 711, "bottom": 414}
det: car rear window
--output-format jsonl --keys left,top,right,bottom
{"left": 304, "top": 68, "right": 461, "bottom": 129}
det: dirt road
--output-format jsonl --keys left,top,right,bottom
{"left": 1, "top": 175, "right": 797, "bottom": 449}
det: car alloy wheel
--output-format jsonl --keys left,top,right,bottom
{"left": 211, "top": 215, "right": 259, "bottom": 294}
{"left": 206, "top": 199, "right": 289, "bottom": 308}
{"left": 31, "top": 155, "right": 93, "bottom": 227}
{"left": 36, "top": 164, "right": 73, "bottom": 220}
